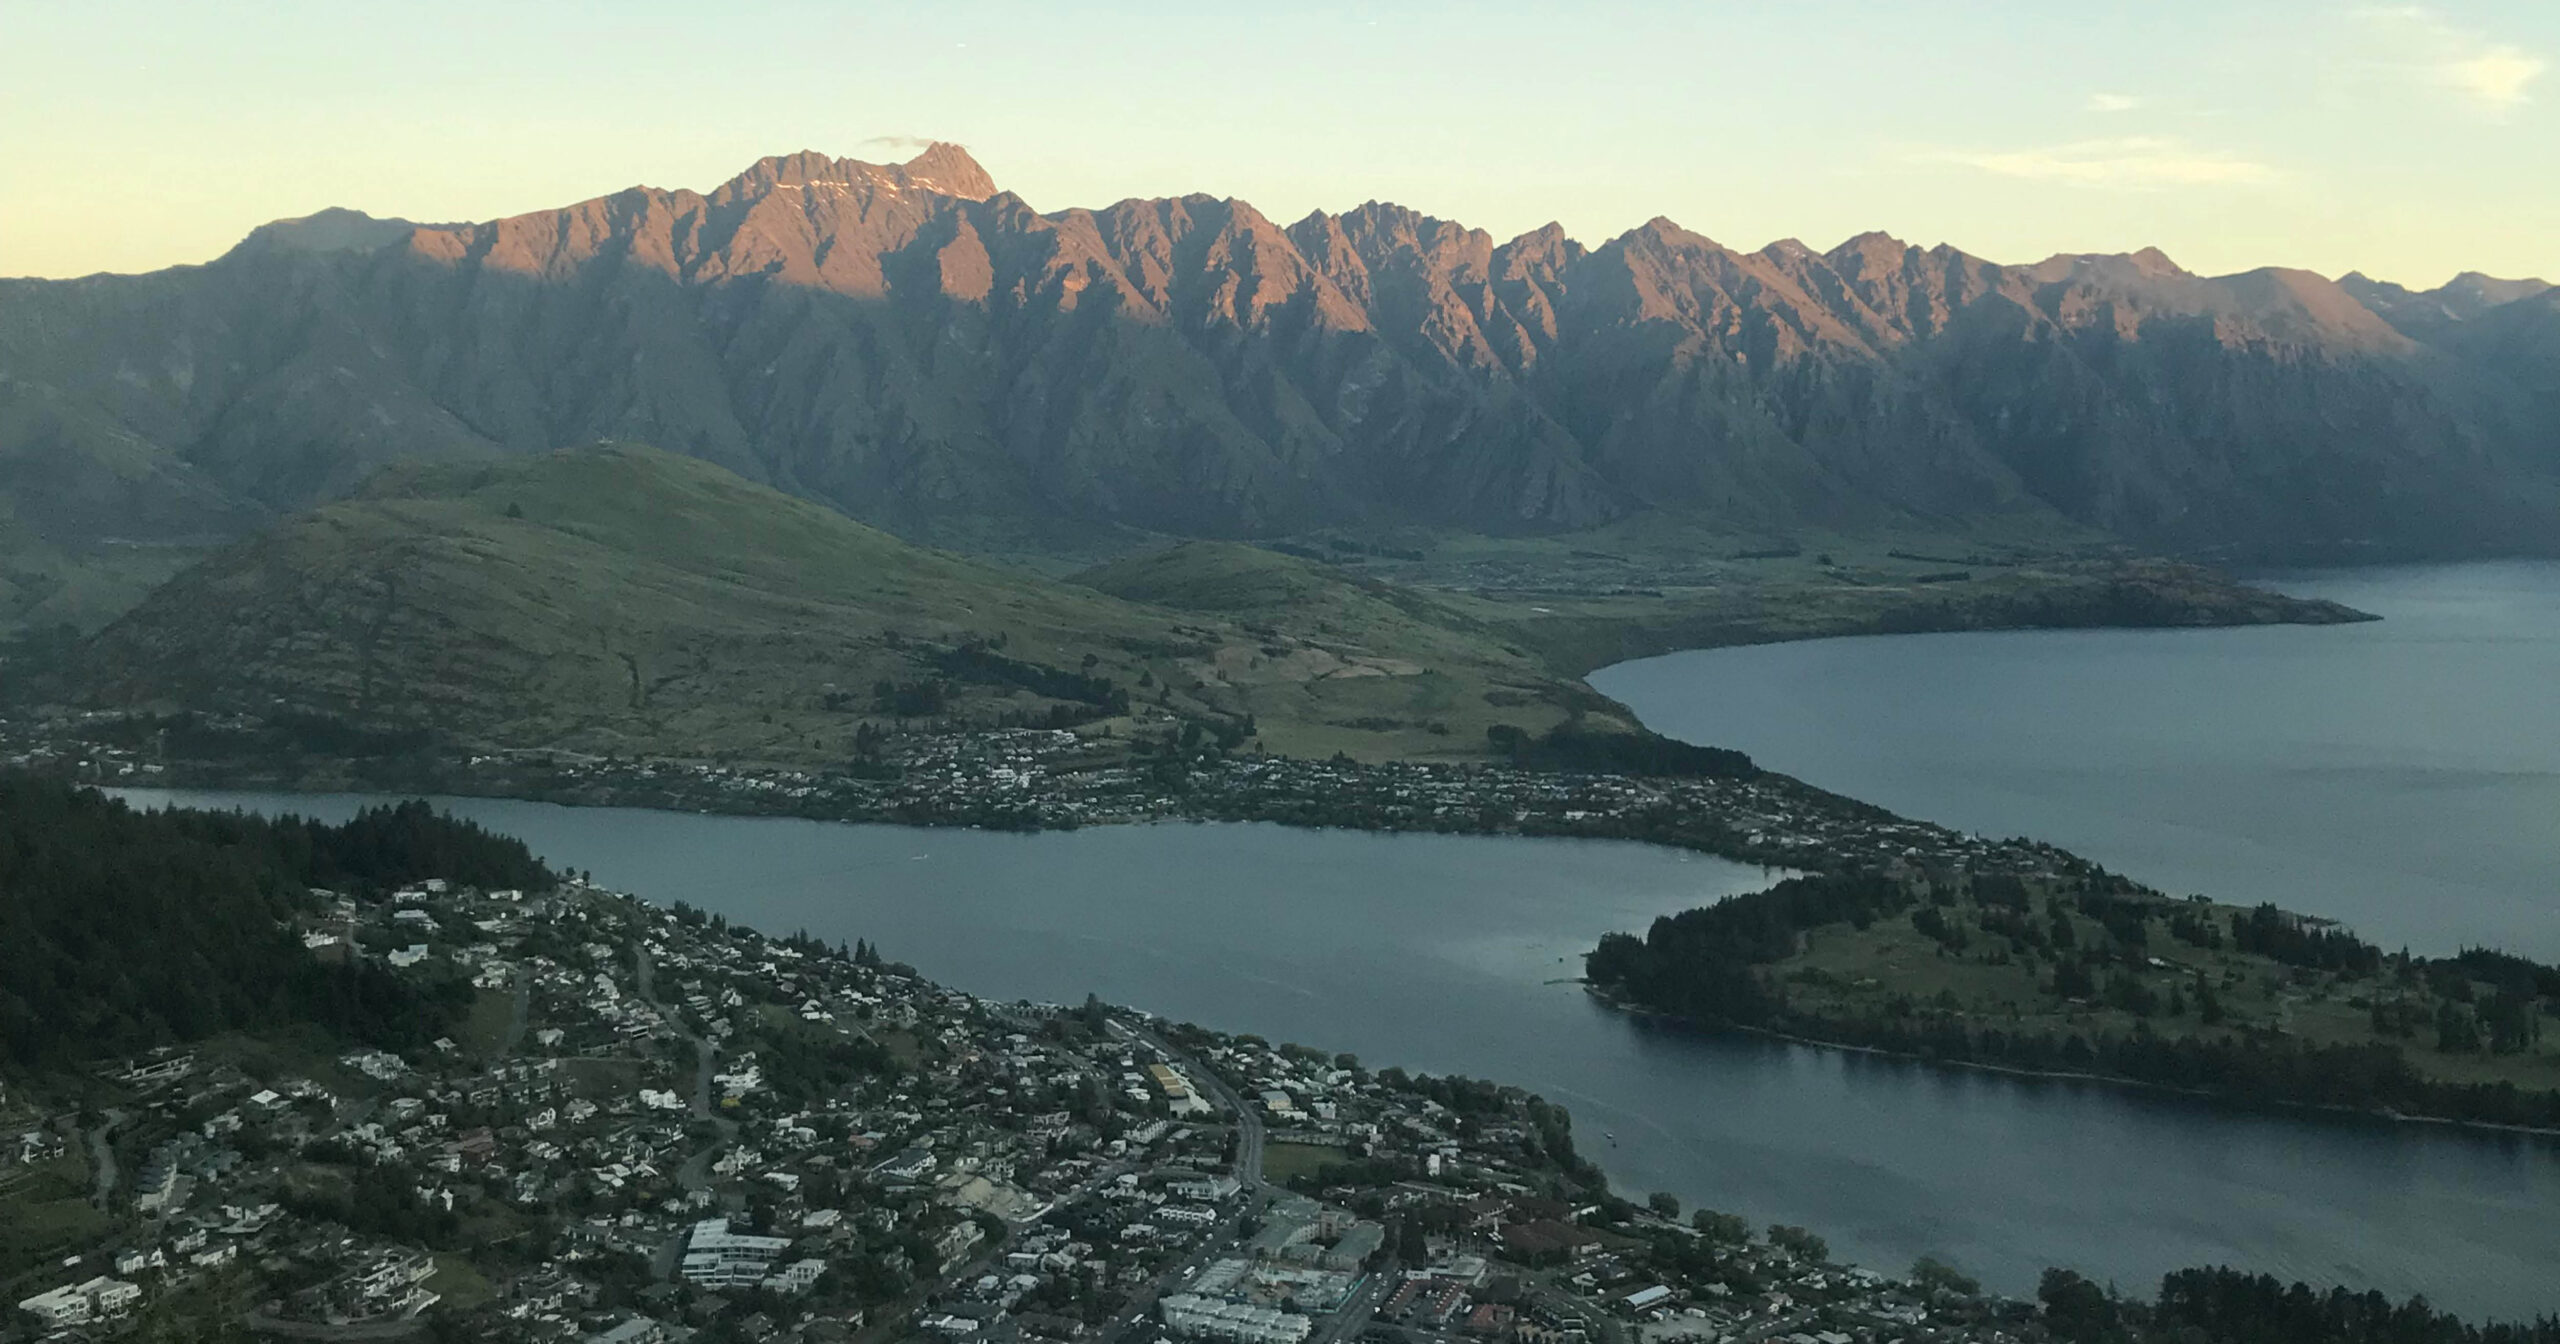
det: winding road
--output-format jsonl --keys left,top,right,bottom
{"left": 85, "top": 1109, "right": 126, "bottom": 1211}
{"left": 634, "top": 942, "right": 740, "bottom": 1280}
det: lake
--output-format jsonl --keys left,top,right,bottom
{"left": 117, "top": 784, "right": 2560, "bottom": 1320}
{"left": 1593, "top": 561, "right": 2560, "bottom": 959}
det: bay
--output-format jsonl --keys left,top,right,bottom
{"left": 1591, "top": 561, "right": 2560, "bottom": 958}
{"left": 114, "top": 788, "right": 2560, "bottom": 1319}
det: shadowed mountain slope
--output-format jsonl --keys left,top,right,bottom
{"left": 7, "top": 142, "right": 2558, "bottom": 622}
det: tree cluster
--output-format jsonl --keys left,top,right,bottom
{"left": 2042, "top": 1265, "right": 2560, "bottom": 1344}
{"left": 0, "top": 775, "right": 546, "bottom": 1073}
{"left": 1585, "top": 873, "right": 1910, "bottom": 1024}
{"left": 1485, "top": 724, "right": 1757, "bottom": 779}
{"left": 1585, "top": 865, "right": 2560, "bottom": 1124}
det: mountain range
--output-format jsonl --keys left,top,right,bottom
{"left": 5, "top": 142, "right": 2556, "bottom": 619}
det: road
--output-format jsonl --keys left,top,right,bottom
{"left": 1717, "top": 1310, "right": 1816, "bottom": 1344}
{"left": 635, "top": 945, "right": 727, "bottom": 1127}
{"left": 1309, "top": 1269, "right": 1390, "bottom": 1344}
{"left": 238, "top": 1309, "right": 431, "bottom": 1341}
{"left": 1093, "top": 1211, "right": 1253, "bottom": 1344}
{"left": 635, "top": 942, "right": 739, "bottom": 1280}
{"left": 856, "top": 1017, "right": 1286, "bottom": 1344}
{"left": 1096, "top": 1017, "right": 1312, "bottom": 1344}
{"left": 846, "top": 1234, "right": 1024, "bottom": 1344}
{"left": 498, "top": 971, "right": 532, "bottom": 1057}
{"left": 1018, "top": 1154, "right": 1138, "bottom": 1229}
{"left": 1110, "top": 1019, "right": 1266, "bottom": 1192}
{"left": 85, "top": 1109, "right": 125, "bottom": 1211}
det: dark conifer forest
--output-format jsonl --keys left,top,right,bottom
{"left": 0, "top": 775, "right": 553, "bottom": 1073}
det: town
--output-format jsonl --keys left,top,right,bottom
{"left": 4, "top": 866, "right": 2036, "bottom": 1344}
{"left": 2, "top": 711, "right": 2086, "bottom": 884}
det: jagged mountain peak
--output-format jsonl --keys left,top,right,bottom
{"left": 2127, "top": 245, "right": 2184, "bottom": 276}
{"left": 1493, "top": 222, "right": 1583, "bottom": 277}
{"left": 2442, "top": 270, "right": 2553, "bottom": 306}
{"left": 1824, "top": 230, "right": 1913, "bottom": 270}
{"left": 715, "top": 143, "right": 996, "bottom": 202}
{"left": 2330, "top": 269, "right": 2550, "bottom": 341}
{"left": 10, "top": 152, "right": 2560, "bottom": 575}
{"left": 2026, "top": 246, "right": 2188, "bottom": 283}
{"left": 1835, "top": 228, "right": 1912, "bottom": 251}
{"left": 228, "top": 206, "right": 425, "bottom": 258}
{"left": 2213, "top": 267, "right": 2412, "bottom": 350}
{"left": 1612, "top": 217, "right": 1729, "bottom": 260}
{"left": 1320, "top": 202, "right": 1497, "bottom": 268}
{"left": 901, "top": 142, "right": 999, "bottom": 198}
{"left": 1331, "top": 200, "right": 1433, "bottom": 227}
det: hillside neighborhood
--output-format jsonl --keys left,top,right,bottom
{"left": 4, "top": 867, "right": 2034, "bottom": 1344}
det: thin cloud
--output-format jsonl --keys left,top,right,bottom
{"left": 2353, "top": 7, "right": 2546, "bottom": 113}
{"left": 1914, "top": 136, "right": 2275, "bottom": 190}
{"left": 2447, "top": 48, "right": 2547, "bottom": 106}
{"left": 857, "top": 134, "right": 948, "bottom": 152}
{"left": 2086, "top": 92, "right": 2143, "bottom": 113}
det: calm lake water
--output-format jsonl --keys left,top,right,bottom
{"left": 118, "top": 785, "right": 2560, "bottom": 1319}
{"left": 1591, "top": 561, "right": 2560, "bottom": 959}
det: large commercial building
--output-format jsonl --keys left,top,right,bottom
{"left": 679, "top": 1218, "right": 794, "bottom": 1289}
{"left": 1160, "top": 1293, "right": 1314, "bottom": 1344}
{"left": 17, "top": 1277, "right": 141, "bottom": 1330}
{"left": 1190, "top": 1258, "right": 1361, "bottom": 1315}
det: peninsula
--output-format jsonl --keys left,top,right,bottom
{"left": 5, "top": 779, "right": 2554, "bottom": 1344}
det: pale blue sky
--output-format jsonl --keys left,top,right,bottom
{"left": 2, "top": 1, "right": 2552, "bottom": 285}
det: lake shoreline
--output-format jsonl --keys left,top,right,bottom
{"left": 26, "top": 726, "right": 2043, "bottom": 885}
{"left": 88, "top": 778, "right": 2560, "bottom": 1318}
{"left": 1581, "top": 983, "right": 2560, "bottom": 1143}
{"left": 1589, "top": 560, "right": 2560, "bottom": 962}
{"left": 83, "top": 751, "right": 2560, "bottom": 1139}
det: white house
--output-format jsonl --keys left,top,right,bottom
{"left": 762, "top": 1258, "right": 828, "bottom": 1295}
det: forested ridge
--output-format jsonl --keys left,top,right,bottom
{"left": 0, "top": 774, "right": 554, "bottom": 1073}
{"left": 2042, "top": 1266, "right": 2560, "bottom": 1343}
{"left": 1586, "top": 873, "right": 2560, "bottom": 1127}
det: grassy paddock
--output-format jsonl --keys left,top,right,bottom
{"left": 428, "top": 1251, "right": 495, "bottom": 1310}
{"left": 1260, "top": 1140, "right": 1353, "bottom": 1185}
{"left": 0, "top": 1154, "right": 110, "bottom": 1278}
{"left": 462, "top": 988, "right": 517, "bottom": 1059}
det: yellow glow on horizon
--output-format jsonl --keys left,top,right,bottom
{"left": 0, "top": 0, "right": 2551, "bottom": 289}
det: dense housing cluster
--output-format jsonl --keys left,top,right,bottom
{"left": 3, "top": 779, "right": 2554, "bottom": 1343}
{"left": 5, "top": 862, "right": 2063, "bottom": 1344}
{"left": 7, "top": 716, "right": 2073, "bottom": 880}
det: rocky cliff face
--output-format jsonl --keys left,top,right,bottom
{"left": 5, "top": 143, "right": 2556, "bottom": 562}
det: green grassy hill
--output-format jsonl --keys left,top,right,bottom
{"left": 0, "top": 509, "right": 202, "bottom": 637}
{"left": 1075, "top": 541, "right": 1639, "bottom": 759}
{"left": 65, "top": 444, "right": 1624, "bottom": 765}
